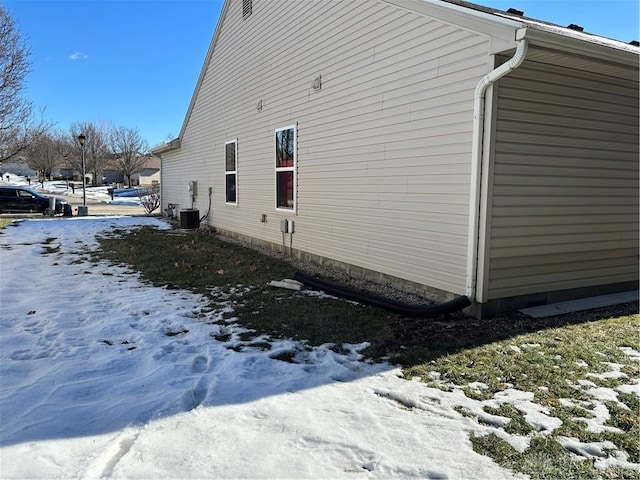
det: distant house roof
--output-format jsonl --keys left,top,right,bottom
{"left": 102, "top": 153, "right": 161, "bottom": 171}
{"left": 139, "top": 154, "right": 161, "bottom": 169}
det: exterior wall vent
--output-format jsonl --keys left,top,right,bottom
{"left": 243, "top": 0, "right": 252, "bottom": 18}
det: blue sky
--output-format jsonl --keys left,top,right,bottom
{"left": 5, "top": 0, "right": 638, "bottom": 150}
{"left": 5, "top": 0, "right": 224, "bottom": 148}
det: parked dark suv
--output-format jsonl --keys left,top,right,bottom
{"left": 0, "top": 186, "right": 68, "bottom": 215}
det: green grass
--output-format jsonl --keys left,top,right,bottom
{"left": 482, "top": 404, "right": 535, "bottom": 435}
{"left": 471, "top": 435, "right": 603, "bottom": 479}
{"left": 96, "top": 227, "right": 398, "bottom": 348}
{"left": 95, "top": 224, "right": 640, "bottom": 480}
{"left": 0, "top": 217, "right": 15, "bottom": 229}
{"left": 407, "top": 315, "right": 640, "bottom": 479}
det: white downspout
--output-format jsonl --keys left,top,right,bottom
{"left": 465, "top": 31, "right": 528, "bottom": 301}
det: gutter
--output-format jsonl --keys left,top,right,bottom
{"left": 465, "top": 28, "right": 528, "bottom": 301}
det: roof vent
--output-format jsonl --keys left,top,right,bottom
{"left": 567, "top": 24, "right": 584, "bottom": 32}
{"left": 506, "top": 8, "right": 524, "bottom": 16}
{"left": 630, "top": 40, "right": 640, "bottom": 47}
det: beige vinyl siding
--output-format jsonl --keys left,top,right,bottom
{"left": 160, "top": 150, "right": 194, "bottom": 213}
{"left": 173, "top": 0, "right": 503, "bottom": 296}
{"left": 485, "top": 55, "right": 639, "bottom": 300}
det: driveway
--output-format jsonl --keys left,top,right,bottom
{"left": 55, "top": 193, "right": 147, "bottom": 216}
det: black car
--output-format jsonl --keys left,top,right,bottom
{"left": 0, "top": 186, "right": 68, "bottom": 215}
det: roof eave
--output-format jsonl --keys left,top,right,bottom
{"left": 150, "top": 138, "right": 181, "bottom": 156}
{"left": 521, "top": 26, "right": 640, "bottom": 67}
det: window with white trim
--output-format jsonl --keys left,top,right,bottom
{"left": 225, "top": 139, "right": 237, "bottom": 204}
{"left": 275, "top": 125, "right": 296, "bottom": 211}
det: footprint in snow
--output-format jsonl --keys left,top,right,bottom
{"left": 191, "top": 355, "right": 209, "bottom": 373}
{"left": 182, "top": 376, "right": 209, "bottom": 411}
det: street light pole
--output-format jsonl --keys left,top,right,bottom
{"left": 78, "top": 133, "right": 86, "bottom": 206}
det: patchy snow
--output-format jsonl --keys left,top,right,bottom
{"left": 620, "top": 346, "right": 640, "bottom": 361}
{"left": 468, "top": 381, "right": 489, "bottom": 391}
{"left": 557, "top": 436, "right": 615, "bottom": 459}
{"left": 579, "top": 381, "right": 629, "bottom": 408}
{"left": 0, "top": 215, "right": 638, "bottom": 478}
{"left": 1, "top": 172, "right": 142, "bottom": 206}
{"left": 0, "top": 217, "right": 524, "bottom": 479}
{"left": 579, "top": 404, "right": 623, "bottom": 434}
{"left": 617, "top": 382, "right": 640, "bottom": 396}
{"left": 562, "top": 358, "right": 640, "bottom": 436}
{"left": 587, "top": 362, "right": 627, "bottom": 380}
{"left": 557, "top": 437, "right": 640, "bottom": 472}
{"left": 489, "top": 389, "right": 562, "bottom": 435}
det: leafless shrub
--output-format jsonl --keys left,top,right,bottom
{"left": 138, "top": 184, "right": 160, "bottom": 214}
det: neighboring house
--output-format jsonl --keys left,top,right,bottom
{"left": 100, "top": 154, "right": 161, "bottom": 186}
{"left": 131, "top": 155, "right": 161, "bottom": 186}
{"left": 0, "top": 158, "right": 37, "bottom": 178}
{"left": 101, "top": 153, "right": 125, "bottom": 185}
{"left": 1, "top": 158, "right": 69, "bottom": 181}
{"left": 102, "top": 170, "right": 125, "bottom": 185}
{"left": 151, "top": 0, "right": 639, "bottom": 317}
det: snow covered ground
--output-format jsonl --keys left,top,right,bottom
{"left": 0, "top": 214, "right": 637, "bottom": 478}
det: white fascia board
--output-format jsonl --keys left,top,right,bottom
{"left": 522, "top": 27, "right": 640, "bottom": 67}
{"left": 522, "top": 19, "right": 639, "bottom": 54}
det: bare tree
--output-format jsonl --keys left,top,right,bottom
{"left": 68, "top": 120, "right": 111, "bottom": 185}
{"left": 110, "top": 126, "right": 148, "bottom": 186}
{"left": 0, "top": 7, "right": 51, "bottom": 164}
{"left": 25, "top": 132, "right": 65, "bottom": 180}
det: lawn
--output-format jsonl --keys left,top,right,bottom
{"left": 0, "top": 217, "right": 13, "bottom": 229}
{"left": 92, "top": 224, "right": 639, "bottom": 479}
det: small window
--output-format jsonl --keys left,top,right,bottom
{"left": 275, "top": 125, "right": 296, "bottom": 211}
{"left": 243, "top": 0, "right": 252, "bottom": 18}
{"left": 225, "top": 140, "right": 237, "bottom": 204}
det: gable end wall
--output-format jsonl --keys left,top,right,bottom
{"left": 162, "top": 0, "right": 501, "bottom": 297}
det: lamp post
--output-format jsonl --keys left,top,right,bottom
{"left": 78, "top": 133, "right": 86, "bottom": 206}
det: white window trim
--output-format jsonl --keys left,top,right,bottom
{"left": 274, "top": 124, "right": 297, "bottom": 213}
{"left": 225, "top": 139, "right": 238, "bottom": 206}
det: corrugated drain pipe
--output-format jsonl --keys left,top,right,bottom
{"left": 465, "top": 32, "right": 528, "bottom": 302}
{"left": 294, "top": 271, "right": 471, "bottom": 317}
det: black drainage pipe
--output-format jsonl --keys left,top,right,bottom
{"left": 293, "top": 271, "right": 471, "bottom": 318}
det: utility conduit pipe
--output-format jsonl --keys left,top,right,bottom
{"left": 465, "top": 32, "right": 528, "bottom": 301}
